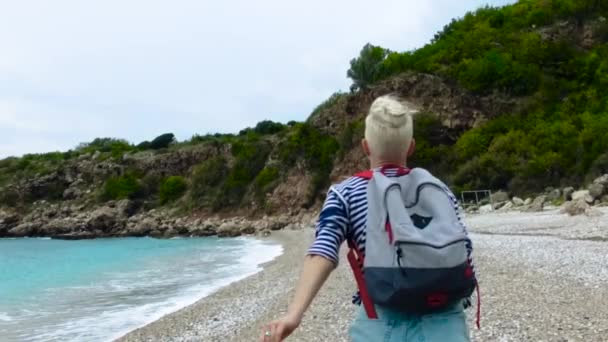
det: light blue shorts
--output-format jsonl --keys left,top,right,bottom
{"left": 349, "top": 302, "right": 470, "bottom": 342}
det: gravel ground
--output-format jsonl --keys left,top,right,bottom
{"left": 118, "top": 210, "right": 608, "bottom": 342}
{"left": 465, "top": 207, "right": 608, "bottom": 241}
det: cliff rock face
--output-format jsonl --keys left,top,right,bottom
{"left": 266, "top": 166, "right": 313, "bottom": 213}
{"left": 122, "top": 144, "right": 229, "bottom": 177}
{"left": 308, "top": 72, "right": 526, "bottom": 138}
{"left": 537, "top": 18, "right": 606, "bottom": 50}
{"left": 0, "top": 210, "right": 20, "bottom": 236}
{"left": 314, "top": 71, "right": 527, "bottom": 182}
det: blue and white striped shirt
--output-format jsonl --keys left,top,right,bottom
{"left": 307, "top": 167, "right": 475, "bottom": 304}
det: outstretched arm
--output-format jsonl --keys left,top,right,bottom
{"left": 261, "top": 255, "right": 335, "bottom": 342}
{"left": 261, "top": 188, "right": 349, "bottom": 341}
{"left": 286, "top": 255, "right": 335, "bottom": 321}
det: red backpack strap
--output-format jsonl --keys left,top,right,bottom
{"left": 475, "top": 282, "right": 481, "bottom": 329}
{"left": 354, "top": 166, "right": 411, "bottom": 180}
{"left": 347, "top": 239, "right": 378, "bottom": 319}
{"left": 353, "top": 170, "right": 373, "bottom": 179}
{"left": 380, "top": 164, "right": 410, "bottom": 176}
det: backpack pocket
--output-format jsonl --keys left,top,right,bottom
{"left": 365, "top": 240, "right": 475, "bottom": 313}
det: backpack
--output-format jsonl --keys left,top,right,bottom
{"left": 337, "top": 167, "right": 478, "bottom": 324}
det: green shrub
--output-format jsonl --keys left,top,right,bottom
{"left": 278, "top": 123, "right": 339, "bottom": 205}
{"left": 214, "top": 140, "right": 272, "bottom": 209}
{"left": 77, "top": 138, "right": 133, "bottom": 156}
{"left": 136, "top": 141, "right": 152, "bottom": 150}
{"left": 409, "top": 112, "right": 457, "bottom": 174}
{"left": 587, "top": 152, "right": 608, "bottom": 182}
{"left": 594, "top": 21, "right": 608, "bottom": 43}
{"left": 180, "top": 133, "right": 235, "bottom": 147}
{"left": 338, "top": 120, "right": 364, "bottom": 159}
{"left": 526, "top": 8, "right": 553, "bottom": 27}
{"left": 190, "top": 156, "right": 228, "bottom": 206}
{"left": 455, "top": 129, "right": 492, "bottom": 161}
{"left": 141, "top": 173, "right": 162, "bottom": 197}
{"left": 488, "top": 9, "right": 506, "bottom": 28}
{"left": 579, "top": 111, "right": 608, "bottom": 171}
{"left": 159, "top": 176, "right": 188, "bottom": 204}
{"left": 254, "top": 167, "right": 279, "bottom": 198}
{"left": 101, "top": 174, "right": 143, "bottom": 200}
{"left": 240, "top": 120, "right": 286, "bottom": 136}
{"left": 309, "top": 92, "right": 348, "bottom": 118}
{"left": 0, "top": 153, "right": 72, "bottom": 191}
{"left": 254, "top": 167, "right": 279, "bottom": 190}
{"left": 456, "top": 50, "right": 541, "bottom": 95}
{"left": 279, "top": 123, "right": 336, "bottom": 168}
{"left": 0, "top": 187, "right": 19, "bottom": 207}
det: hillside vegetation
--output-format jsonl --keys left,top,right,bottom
{"left": 346, "top": 0, "right": 608, "bottom": 193}
{"left": 1, "top": 0, "right": 608, "bottom": 216}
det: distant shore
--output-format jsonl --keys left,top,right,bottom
{"left": 118, "top": 209, "right": 608, "bottom": 341}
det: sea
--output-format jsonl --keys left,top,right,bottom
{"left": 0, "top": 236, "right": 283, "bottom": 342}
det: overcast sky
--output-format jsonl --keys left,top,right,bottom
{"left": 0, "top": 0, "right": 513, "bottom": 158}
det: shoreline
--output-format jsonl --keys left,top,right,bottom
{"left": 117, "top": 209, "right": 608, "bottom": 341}
{"left": 103, "top": 234, "right": 284, "bottom": 341}
{"left": 116, "top": 229, "right": 315, "bottom": 342}
{"left": 0, "top": 234, "right": 286, "bottom": 342}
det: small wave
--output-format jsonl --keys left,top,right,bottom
{"left": 4, "top": 237, "right": 284, "bottom": 341}
{"left": 239, "top": 239, "right": 283, "bottom": 266}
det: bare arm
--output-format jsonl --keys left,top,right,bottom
{"left": 286, "top": 255, "right": 335, "bottom": 320}
{"left": 262, "top": 188, "right": 348, "bottom": 341}
{"left": 261, "top": 255, "right": 335, "bottom": 342}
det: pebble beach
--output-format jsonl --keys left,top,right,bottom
{"left": 118, "top": 208, "right": 608, "bottom": 342}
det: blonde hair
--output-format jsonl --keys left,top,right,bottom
{"left": 364, "top": 95, "right": 416, "bottom": 161}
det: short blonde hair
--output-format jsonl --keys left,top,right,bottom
{"left": 364, "top": 95, "right": 416, "bottom": 160}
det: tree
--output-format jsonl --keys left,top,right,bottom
{"left": 77, "top": 138, "right": 132, "bottom": 153}
{"left": 136, "top": 141, "right": 152, "bottom": 150}
{"left": 149, "top": 133, "right": 175, "bottom": 150}
{"left": 347, "top": 43, "right": 389, "bottom": 91}
{"left": 238, "top": 120, "right": 285, "bottom": 136}
{"left": 253, "top": 120, "right": 285, "bottom": 135}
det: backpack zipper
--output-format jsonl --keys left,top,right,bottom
{"left": 404, "top": 181, "right": 451, "bottom": 209}
{"left": 396, "top": 246, "right": 407, "bottom": 276}
{"left": 395, "top": 238, "right": 467, "bottom": 249}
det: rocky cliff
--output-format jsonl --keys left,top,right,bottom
{"left": 2, "top": 2, "right": 608, "bottom": 238}
{"left": 0, "top": 69, "right": 514, "bottom": 238}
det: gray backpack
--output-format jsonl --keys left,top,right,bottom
{"left": 345, "top": 168, "right": 476, "bottom": 318}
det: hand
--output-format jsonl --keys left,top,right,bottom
{"left": 260, "top": 314, "right": 301, "bottom": 342}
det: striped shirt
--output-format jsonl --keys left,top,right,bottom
{"left": 307, "top": 167, "right": 475, "bottom": 304}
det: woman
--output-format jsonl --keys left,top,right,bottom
{"left": 261, "top": 95, "right": 476, "bottom": 341}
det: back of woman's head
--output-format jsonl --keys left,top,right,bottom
{"left": 364, "top": 95, "right": 416, "bottom": 161}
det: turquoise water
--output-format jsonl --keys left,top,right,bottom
{"left": 0, "top": 236, "right": 282, "bottom": 342}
